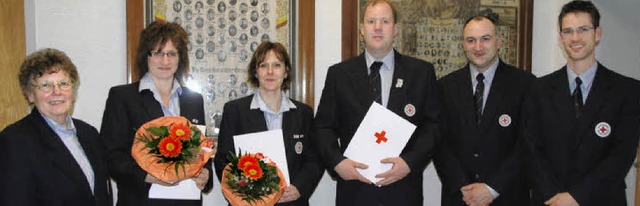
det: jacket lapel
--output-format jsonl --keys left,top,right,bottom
{"left": 29, "top": 110, "right": 94, "bottom": 197}
{"left": 387, "top": 51, "right": 406, "bottom": 113}
{"left": 349, "top": 54, "right": 377, "bottom": 109}
{"left": 281, "top": 109, "right": 294, "bottom": 163}
{"left": 137, "top": 83, "right": 164, "bottom": 120}
{"left": 549, "top": 68, "right": 576, "bottom": 126}
{"left": 452, "top": 66, "right": 478, "bottom": 131}
{"left": 573, "top": 64, "right": 611, "bottom": 148}
{"left": 478, "top": 62, "right": 508, "bottom": 133}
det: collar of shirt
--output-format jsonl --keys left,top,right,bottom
{"left": 40, "top": 111, "right": 95, "bottom": 194}
{"left": 470, "top": 58, "right": 499, "bottom": 92}
{"left": 364, "top": 49, "right": 395, "bottom": 107}
{"left": 250, "top": 89, "right": 297, "bottom": 114}
{"left": 364, "top": 49, "right": 395, "bottom": 74}
{"left": 42, "top": 113, "right": 76, "bottom": 138}
{"left": 138, "top": 72, "right": 183, "bottom": 116}
{"left": 567, "top": 62, "right": 597, "bottom": 102}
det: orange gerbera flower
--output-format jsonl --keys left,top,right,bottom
{"left": 243, "top": 164, "right": 263, "bottom": 180}
{"left": 158, "top": 137, "right": 183, "bottom": 157}
{"left": 170, "top": 123, "right": 192, "bottom": 141}
{"left": 238, "top": 155, "right": 259, "bottom": 170}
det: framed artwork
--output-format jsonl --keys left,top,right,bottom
{"left": 342, "top": 0, "right": 533, "bottom": 78}
{"left": 126, "top": 0, "right": 315, "bottom": 139}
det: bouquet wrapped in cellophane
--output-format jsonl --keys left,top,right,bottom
{"left": 132, "top": 116, "right": 214, "bottom": 182}
{"left": 221, "top": 151, "right": 286, "bottom": 206}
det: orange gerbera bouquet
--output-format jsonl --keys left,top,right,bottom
{"left": 221, "top": 151, "right": 286, "bottom": 206}
{"left": 132, "top": 116, "right": 214, "bottom": 182}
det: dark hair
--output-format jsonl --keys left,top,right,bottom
{"left": 558, "top": 0, "right": 600, "bottom": 30}
{"left": 246, "top": 41, "right": 292, "bottom": 91}
{"left": 135, "top": 21, "right": 190, "bottom": 85}
{"left": 361, "top": 0, "right": 398, "bottom": 24}
{"left": 19, "top": 48, "right": 79, "bottom": 99}
{"left": 463, "top": 14, "right": 499, "bottom": 34}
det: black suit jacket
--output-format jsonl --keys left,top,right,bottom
{"left": 524, "top": 63, "right": 640, "bottom": 206}
{"left": 313, "top": 51, "right": 441, "bottom": 206}
{"left": 100, "top": 82, "right": 212, "bottom": 206}
{"left": 434, "top": 61, "right": 533, "bottom": 205}
{"left": 213, "top": 94, "right": 324, "bottom": 206}
{"left": 0, "top": 108, "right": 111, "bottom": 206}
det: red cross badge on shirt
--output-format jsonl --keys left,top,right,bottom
{"left": 374, "top": 130, "right": 388, "bottom": 144}
{"left": 595, "top": 122, "right": 611, "bottom": 138}
{"left": 498, "top": 114, "right": 511, "bottom": 127}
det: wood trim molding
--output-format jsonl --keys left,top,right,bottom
{"left": 295, "top": 0, "right": 315, "bottom": 107}
{"left": 126, "top": 0, "right": 144, "bottom": 83}
{"left": 342, "top": 0, "right": 358, "bottom": 60}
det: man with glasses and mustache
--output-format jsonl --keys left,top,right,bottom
{"left": 523, "top": 1, "right": 640, "bottom": 205}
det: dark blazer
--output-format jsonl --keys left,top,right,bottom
{"left": 434, "top": 61, "right": 533, "bottom": 205}
{"left": 213, "top": 94, "right": 324, "bottom": 206}
{"left": 100, "top": 82, "right": 213, "bottom": 206}
{"left": 524, "top": 63, "right": 640, "bottom": 206}
{"left": 0, "top": 108, "right": 111, "bottom": 206}
{"left": 313, "top": 51, "right": 441, "bottom": 206}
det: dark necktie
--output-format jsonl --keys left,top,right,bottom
{"left": 369, "top": 61, "right": 383, "bottom": 104}
{"left": 573, "top": 77, "right": 583, "bottom": 118}
{"left": 474, "top": 73, "right": 485, "bottom": 124}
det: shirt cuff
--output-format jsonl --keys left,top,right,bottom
{"left": 484, "top": 184, "right": 500, "bottom": 199}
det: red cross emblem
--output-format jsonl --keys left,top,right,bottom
{"left": 374, "top": 130, "right": 388, "bottom": 144}
{"left": 599, "top": 126, "right": 607, "bottom": 134}
{"left": 498, "top": 114, "right": 511, "bottom": 127}
{"left": 594, "top": 122, "right": 611, "bottom": 138}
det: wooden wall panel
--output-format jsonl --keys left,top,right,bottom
{"left": 0, "top": 0, "right": 27, "bottom": 130}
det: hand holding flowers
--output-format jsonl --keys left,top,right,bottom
{"left": 132, "top": 116, "right": 214, "bottom": 183}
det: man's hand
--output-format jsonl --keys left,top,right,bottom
{"left": 334, "top": 159, "right": 370, "bottom": 183}
{"left": 374, "top": 157, "right": 410, "bottom": 186}
{"left": 278, "top": 184, "right": 301, "bottom": 203}
{"left": 192, "top": 168, "right": 210, "bottom": 190}
{"left": 545, "top": 192, "right": 578, "bottom": 206}
{"left": 461, "top": 183, "right": 493, "bottom": 206}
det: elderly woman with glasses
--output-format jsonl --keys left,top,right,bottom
{"left": 100, "top": 21, "right": 212, "bottom": 206}
{"left": 0, "top": 48, "right": 112, "bottom": 206}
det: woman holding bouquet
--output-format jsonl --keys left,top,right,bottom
{"left": 214, "top": 41, "right": 324, "bottom": 205}
{"left": 0, "top": 48, "right": 111, "bottom": 205}
{"left": 101, "top": 21, "right": 212, "bottom": 206}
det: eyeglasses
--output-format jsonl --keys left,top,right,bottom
{"left": 560, "top": 26, "right": 596, "bottom": 36}
{"left": 149, "top": 51, "right": 179, "bottom": 59}
{"left": 31, "top": 80, "right": 74, "bottom": 93}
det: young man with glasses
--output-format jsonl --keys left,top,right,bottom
{"left": 524, "top": 1, "right": 640, "bottom": 205}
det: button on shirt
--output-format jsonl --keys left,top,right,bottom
{"left": 567, "top": 62, "right": 597, "bottom": 104}
{"left": 469, "top": 58, "right": 499, "bottom": 112}
{"left": 139, "top": 72, "right": 182, "bottom": 116}
{"left": 365, "top": 50, "right": 395, "bottom": 108}
{"left": 250, "top": 90, "right": 297, "bottom": 130}
{"left": 42, "top": 114, "right": 95, "bottom": 194}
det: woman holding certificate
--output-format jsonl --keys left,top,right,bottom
{"left": 214, "top": 41, "right": 324, "bottom": 205}
{"left": 100, "top": 21, "right": 212, "bottom": 205}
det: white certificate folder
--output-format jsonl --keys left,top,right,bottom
{"left": 233, "top": 129, "right": 290, "bottom": 184}
{"left": 343, "top": 102, "right": 417, "bottom": 183}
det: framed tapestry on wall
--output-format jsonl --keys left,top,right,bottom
{"left": 342, "top": 0, "right": 533, "bottom": 78}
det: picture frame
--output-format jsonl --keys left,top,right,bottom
{"left": 342, "top": 0, "right": 533, "bottom": 78}
{"left": 126, "top": 0, "right": 315, "bottom": 136}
